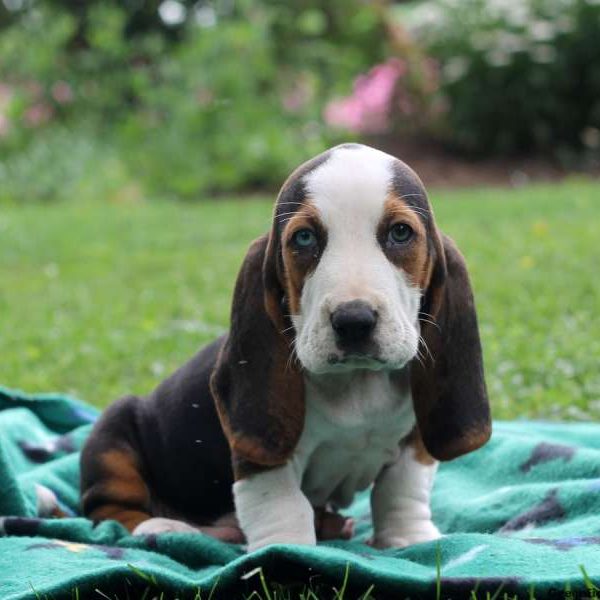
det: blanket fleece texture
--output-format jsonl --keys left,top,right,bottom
{"left": 1, "top": 385, "right": 600, "bottom": 599}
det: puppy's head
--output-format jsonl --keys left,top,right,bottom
{"left": 213, "top": 143, "right": 491, "bottom": 473}
{"left": 267, "top": 143, "right": 437, "bottom": 374}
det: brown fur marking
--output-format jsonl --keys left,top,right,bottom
{"left": 90, "top": 505, "right": 149, "bottom": 531}
{"left": 407, "top": 427, "right": 436, "bottom": 465}
{"left": 85, "top": 449, "right": 151, "bottom": 531}
{"left": 380, "top": 194, "right": 432, "bottom": 290}
{"left": 210, "top": 234, "right": 305, "bottom": 475}
{"left": 281, "top": 200, "right": 326, "bottom": 314}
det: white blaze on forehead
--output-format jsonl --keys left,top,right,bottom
{"left": 304, "top": 145, "right": 396, "bottom": 230}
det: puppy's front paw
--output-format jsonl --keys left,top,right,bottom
{"left": 247, "top": 530, "right": 317, "bottom": 553}
{"left": 133, "top": 517, "right": 199, "bottom": 536}
{"left": 371, "top": 520, "right": 441, "bottom": 549}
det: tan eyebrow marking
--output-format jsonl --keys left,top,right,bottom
{"left": 380, "top": 193, "right": 431, "bottom": 290}
{"left": 281, "top": 200, "right": 325, "bottom": 315}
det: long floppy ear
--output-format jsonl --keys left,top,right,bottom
{"left": 411, "top": 232, "right": 491, "bottom": 461}
{"left": 210, "top": 233, "right": 304, "bottom": 474}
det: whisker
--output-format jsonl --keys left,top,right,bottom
{"left": 280, "top": 324, "right": 295, "bottom": 336}
{"left": 419, "top": 310, "right": 436, "bottom": 319}
{"left": 419, "top": 317, "right": 441, "bottom": 332}
{"left": 415, "top": 348, "right": 425, "bottom": 368}
{"left": 276, "top": 211, "right": 314, "bottom": 219}
{"left": 418, "top": 334, "right": 435, "bottom": 364}
{"left": 399, "top": 193, "right": 427, "bottom": 200}
{"left": 419, "top": 312, "right": 441, "bottom": 332}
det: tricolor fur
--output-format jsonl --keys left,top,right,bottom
{"left": 80, "top": 144, "right": 491, "bottom": 552}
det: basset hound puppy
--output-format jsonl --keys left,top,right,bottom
{"left": 80, "top": 143, "right": 491, "bottom": 551}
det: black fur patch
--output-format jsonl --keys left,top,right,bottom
{"left": 390, "top": 160, "right": 431, "bottom": 226}
{"left": 274, "top": 149, "right": 331, "bottom": 229}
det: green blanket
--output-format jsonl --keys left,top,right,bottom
{"left": 1, "top": 386, "right": 600, "bottom": 600}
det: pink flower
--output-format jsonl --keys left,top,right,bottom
{"left": 324, "top": 58, "right": 406, "bottom": 134}
{"left": 51, "top": 81, "right": 74, "bottom": 104}
{"left": 23, "top": 103, "right": 54, "bottom": 127}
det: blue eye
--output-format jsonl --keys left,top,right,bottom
{"left": 293, "top": 228, "right": 317, "bottom": 248}
{"left": 388, "top": 223, "right": 413, "bottom": 244}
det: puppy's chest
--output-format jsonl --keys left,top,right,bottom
{"left": 293, "top": 372, "right": 415, "bottom": 508}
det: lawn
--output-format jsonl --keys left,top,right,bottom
{"left": 1, "top": 179, "right": 599, "bottom": 422}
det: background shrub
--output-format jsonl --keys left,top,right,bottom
{"left": 0, "top": 0, "right": 389, "bottom": 202}
{"left": 406, "top": 0, "right": 600, "bottom": 157}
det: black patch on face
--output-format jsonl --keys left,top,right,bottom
{"left": 275, "top": 149, "right": 331, "bottom": 230}
{"left": 499, "top": 488, "right": 565, "bottom": 532}
{"left": 274, "top": 149, "right": 332, "bottom": 292}
{"left": 389, "top": 159, "right": 439, "bottom": 276}
{"left": 390, "top": 160, "right": 431, "bottom": 226}
{"left": 275, "top": 150, "right": 332, "bottom": 225}
{"left": 520, "top": 442, "right": 575, "bottom": 473}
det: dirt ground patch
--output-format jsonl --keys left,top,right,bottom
{"left": 372, "top": 135, "right": 600, "bottom": 189}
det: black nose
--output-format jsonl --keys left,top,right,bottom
{"left": 330, "top": 301, "right": 378, "bottom": 347}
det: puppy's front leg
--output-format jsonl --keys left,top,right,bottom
{"left": 233, "top": 462, "right": 316, "bottom": 552}
{"left": 370, "top": 439, "right": 441, "bottom": 548}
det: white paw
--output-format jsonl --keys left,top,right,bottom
{"left": 372, "top": 520, "right": 441, "bottom": 549}
{"left": 35, "top": 484, "right": 60, "bottom": 517}
{"left": 133, "top": 518, "right": 199, "bottom": 536}
{"left": 247, "top": 531, "right": 317, "bottom": 553}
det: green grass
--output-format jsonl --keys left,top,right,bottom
{"left": 1, "top": 179, "right": 599, "bottom": 422}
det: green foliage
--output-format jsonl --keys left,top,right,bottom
{"left": 0, "top": 1, "right": 387, "bottom": 201}
{"left": 262, "top": 1, "right": 386, "bottom": 95}
{"left": 1, "top": 180, "right": 598, "bottom": 420}
{"left": 117, "top": 11, "right": 339, "bottom": 198}
{"left": 407, "top": 0, "right": 600, "bottom": 156}
{"left": 0, "top": 126, "right": 134, "bottom": 204}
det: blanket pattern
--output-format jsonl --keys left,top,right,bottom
{"left": 1, "top": 385, "right": 600, "bottom": 599}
